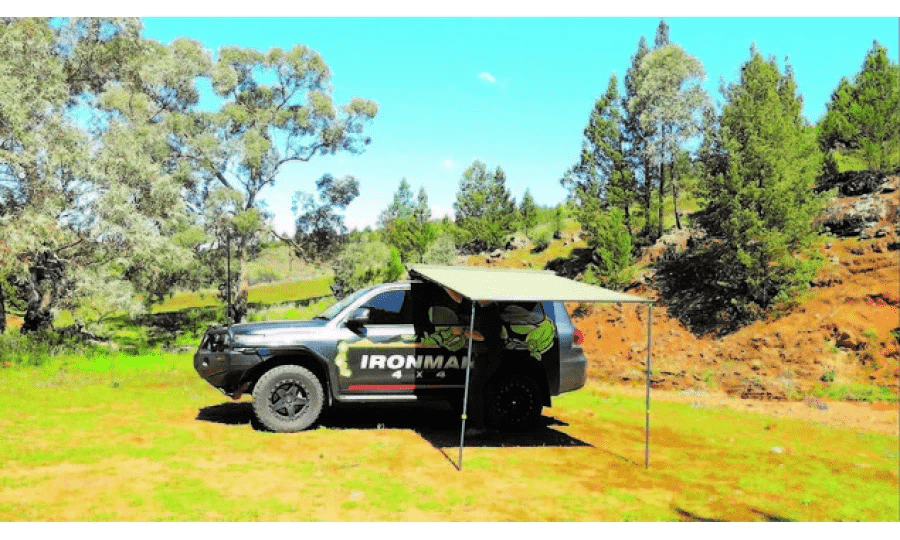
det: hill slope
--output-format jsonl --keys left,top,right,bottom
{"left": 473, "top": 180, "right": 899, "bottom": 401}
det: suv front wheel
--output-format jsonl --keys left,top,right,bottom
{"left": 487, "top": 373, "right": 543, "bottom": 432}
{"left": 252, "top": 365, "right": 324, "bottom": 432}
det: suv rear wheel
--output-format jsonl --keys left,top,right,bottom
{"left": 252, "top": 365, "right": 324, "bottom": 432}
{"left": 487, "top": 373, "right": 543, "bottom": 432}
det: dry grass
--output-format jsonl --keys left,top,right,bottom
{"left": 0, "top": 354, "right": 896, "bottom": 521}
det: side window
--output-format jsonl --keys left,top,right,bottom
{"left": 359, "top": 290, "right": 412, "bottom": 325}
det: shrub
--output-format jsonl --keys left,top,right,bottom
{"left": 333, "top": 239, "right": 404, "bottom": 294}
{"left": 531, "top": 229, "right": 552, "bottom": 252}
{"left": 578, "top": 208, "right": 633, "bottom": 289}
{"left": 422, "top": 235, "right": 457, "bottom": 265}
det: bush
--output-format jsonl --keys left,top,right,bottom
{"left": 422, "top": 235, "right": 457, "bottom": 265}
{"left": 333, "top": 239, "right": 404, "bottom": 294}
{"left": 811, "top": 382, "right": 896, "bottom": 402}
{"left": 0, "top": 329, "right": 98, "bottom": 367}
{"left": 531, "top": 229, "right": 551, "bottom": 252}
{"left": 578, "top": 208, "right": 633, "bottom": 289}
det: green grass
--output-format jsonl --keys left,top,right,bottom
{"left": 246, "top": 244, "right": 331, "bottom": 286}
{"left": 0, "top": 356, "right": 896, "bottom": 521}
{"left": 811, "top": 382, "right": 897, "bottom": 403}
{"left": 152, "top": 275, "right": 334, "bottom": 313}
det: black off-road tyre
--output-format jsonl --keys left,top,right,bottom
{"left": 252, "top": 365, "right": 324, "bottom": 432}
{"left": 487, "top": 373, "right": 543, "bottom": 432}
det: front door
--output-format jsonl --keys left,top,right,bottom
{"left": 337, "top": 288, "right": 417, "bottom": 393}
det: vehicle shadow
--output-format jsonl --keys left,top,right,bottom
{"left": 196, "top": 401, "right": 592, "bottom": 450}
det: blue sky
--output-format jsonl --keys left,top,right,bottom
{"left": 138, "top": 17, "right": 899, "bottom": 233}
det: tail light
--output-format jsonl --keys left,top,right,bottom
{"left": 573, "top": 328, "right": 584, "bottom": 346}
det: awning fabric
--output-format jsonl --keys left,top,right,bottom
{"left": 408, "top": 263, "right": 655, "bottom": 472}
{"left": 408, "top": 264, "right": 653, "bottom": 304}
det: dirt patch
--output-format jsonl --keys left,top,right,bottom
{"left": 603, "top": 384, "right": 899, "bottom": 437}
{"left": 567, "top": 236, "right": 899, "bottom": 400}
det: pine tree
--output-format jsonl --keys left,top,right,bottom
{"left": 702, "top": 46, "right": 825, "bottom": 312}
{"left": 623, "top": 36, "right": 655, "bottom": 238}
{"left": 562, "top": 74, "right": 634, "bottom": 235}
{"left": 453, "top": 161, "right": 517, "bottom": 252}
{"left": 414, "top": 185, "right": 431, "bottom": 224}
{"left": 380, "top": 180, "right": 435, "bottom": 263}
{"left": 818, "top": 41, "right": 900, "bottom": 172}
{"left": 519, "top": 189, "right": 538, "bottom": 237}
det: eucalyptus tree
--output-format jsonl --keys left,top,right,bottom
{"left": 632, "top": 42, "right": 707, "bottom": 237}
{"left": 183, "top": 45, "right": 378, "bottom": 322}
{"left": 0, "top": 18, "right": 98, "bottom": 332}
{"left": 291, "top": 173, "right": 360, "bottom": 263}
{"left": 0, "top": 18, "right": 212, "bottom": 333}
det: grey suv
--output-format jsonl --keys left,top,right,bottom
{"left": 194, "top": 279, "right": 587, "bottom": 432}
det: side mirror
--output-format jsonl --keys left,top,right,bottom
{"left": 346, "top": 308, "right": 370, "bottom": 329}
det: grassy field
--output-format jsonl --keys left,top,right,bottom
{"left": 151, "top": 276, "right": 334, "bottom": 313}
{"left": 0, "top": 353, "right": 896, "bottom": 521}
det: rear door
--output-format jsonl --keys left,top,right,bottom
{"left": 411, "top": 283, "right": 473, "bottom": 391}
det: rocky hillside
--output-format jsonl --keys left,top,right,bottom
{"left": 480, "top": 173, "right": 900, "bottom": 400}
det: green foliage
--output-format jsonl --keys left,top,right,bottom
{"left": 379, "top": 180, "right": 437, "bottom": 263}
{"left": 811, "top": 382, "right": 896, "bottom": 403}
{"left": 292, "top": 174, "right": 360, "bottom": 262}
{"left": 519, "top": 189, "right": 539, "bottom": 236}
{"left": 553, "top": 206, "right": 564, "bottom": 239}
{"left": 562, "top": 74, "right": 634, "bottom": 225}
{"left": 632, "top": 42, "right": 708, "bottom": 238}
{"left": 573, "top": 195, "right": 633, "bottom": 288}
{"left": 820, "top": 370, "right": 836, "bottom": 383}
{"left": 699, "top": 47, "right": 826, "bottom": 313}
{"left": 818, "top": 41, "right": 900, "bottom": 172}
{"left": 333, "top": 239, "right": 403, "bottom": 294}
{"left": 531, "top": 229, "right": 552, "bottom": 252}
{"left": 453, "top": 161, "right": 518, "bottom": 252}
{"left": 422, "top": 235, "right": 458, "bottom": 265}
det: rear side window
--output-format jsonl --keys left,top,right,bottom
{"left": 498, "top": 302, "right": 545, "bottom": 325}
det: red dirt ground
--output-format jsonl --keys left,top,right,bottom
{"left": 569, "top": 234, "right": 899, "bottom": 400}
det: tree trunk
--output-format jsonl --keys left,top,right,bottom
{"left": 22, "top": 286, "right": 54, "bottom": 333}
{"left": 623, "top": 204, "right": 632, "bottom": 237}
{"left": 642, "top": 158, "right": 653, "bottom": 237}
{"left": 0, "top": 283, "right": 6, "bottom": 335}
{"left": 657, "top": 162, "right": 665, "bottom": 239}
{"left": 21, "top": 251, "right": 64, "bottom": 333}
{"left": 672, "top": 161, "right": 682, "bottom": 230}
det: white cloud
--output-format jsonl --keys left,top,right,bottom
{"left": 477, "top": 72, "right": 497, "bottom": 84}
{"left": 441, "top": 159, "right": 456, "bottom": 171}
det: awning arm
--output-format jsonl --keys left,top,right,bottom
{"left": 645, "top": 303, "right": 653, "bottom": 469}
{"left": 458, "top": 301, "right": 477, "bottom": 470}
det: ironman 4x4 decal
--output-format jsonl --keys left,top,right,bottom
{"left": 500, "top": 304, "right": 557, "bottom": 360}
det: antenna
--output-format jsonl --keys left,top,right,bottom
{"left": 226, "top": 229, "right": 232, "bottom": 328}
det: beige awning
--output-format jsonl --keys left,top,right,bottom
{"left": 408, "top": 264, "right": 653, "bottom": 304}
{"left": 408, "top": 264, "right": 655, "bottom": 471}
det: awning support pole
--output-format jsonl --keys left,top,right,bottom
{"left": 458, "top": 301, "right": 478, "bottom": 470}
{"left": 645, "top": 303, "right": 653, "bottom": 469}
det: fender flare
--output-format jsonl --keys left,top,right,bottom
{"left": 238, "top": 348, "right": 335, "bottom": 406}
